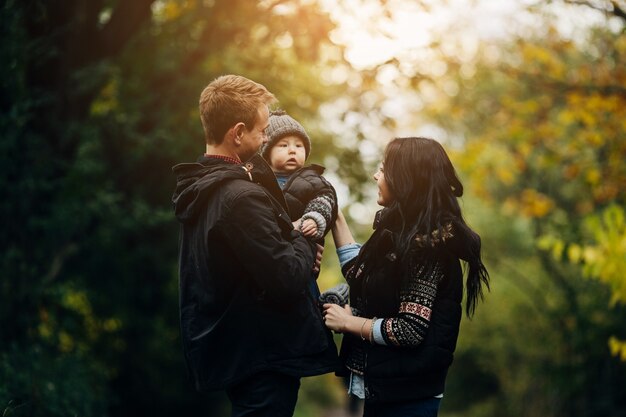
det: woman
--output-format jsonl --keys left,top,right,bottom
{"left": 324, "top": 137, "right": 490, "bottom": 417}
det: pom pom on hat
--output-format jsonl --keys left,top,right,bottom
{"left": 261, "top": 109, "right": 311, "bottom": 160}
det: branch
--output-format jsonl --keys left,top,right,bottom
{"left": 66, "top": 0, "right": 156, "bottom": 118}
{"left": 149, "top": 1, "right": 245, "bottom": 88}
{"left": 42, "top": 243, "right": 79, "bottom": 284}
{"left": 485, "top": 256, "right": 554, "bottom": 317}
{"left": 562, "top": 0, "right": 626, "bottom": 22}
{"left": 264, "top": 0, "right": 291, "bottom": 10}
{"left": 533, "top": 221, "right": 581, "bottom": 318}
{"left": 563, "top": 0, "right": 609, "bottom": 11}
{"left": 503, "top": 65, "right": 626, "bottom": 98}
{"left": 97, "top": 0, "right": 155, "bottom": 59}
{"left": 542, "top": 79, "right": 626, "bottom": 98}
{"left": 610, "top": 0, "right": 626, "bottom": 21}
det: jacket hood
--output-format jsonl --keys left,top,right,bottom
{"left": 172, "top": 157, "right": 248, "bottom": 222}
{"left": 172, "top": 154, "right": 288, "bottom": 223}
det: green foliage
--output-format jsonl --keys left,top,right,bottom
{"left": 414, "top": 10, "right": 626, "bottom": 416}
{"left": 1, "top": 1, "right": 346, "bottom": 415}
{"left": 579, "top": 205, "right": 626, "bottom": 304}
{"left": 3, "top": 0, "right": 626, "bottom": 416}
{"left": 0, "top": 344, "right": 107, "bottom": 417}
{"left": 440, "top": 198, "right": 626, "bottom": 417}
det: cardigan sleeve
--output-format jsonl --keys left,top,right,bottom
{"left": 377, "top": 260, "right": 445, "bottom": 347}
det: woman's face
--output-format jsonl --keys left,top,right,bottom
{"left": 373, "top": 163, "right": 394, "bottom": 206}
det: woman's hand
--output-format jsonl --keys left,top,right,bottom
{"left": 313, "top": 244, "right": 323, "bottom": 273}
{"left": 322, "top": 303, "right": 353, "bottom": 332}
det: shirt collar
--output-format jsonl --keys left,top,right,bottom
{"left": 204, "top": 154, "right": 241, "bottom": 165}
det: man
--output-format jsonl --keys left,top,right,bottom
{"left": 172, "top": 75, "right": 338, "bottom": 417}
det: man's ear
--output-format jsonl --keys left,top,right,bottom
{"left": 231, "top": 122, "right": 246, "bottom": 145}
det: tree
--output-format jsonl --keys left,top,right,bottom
{"left": 1, "top": 1, "right": 346, "bottom": 415}
{"left": 413, "top": 5, "right": 626, "bottom": 416}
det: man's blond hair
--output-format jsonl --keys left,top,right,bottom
{"left": 199, "top": 75, "right": 276, "bottom": 145}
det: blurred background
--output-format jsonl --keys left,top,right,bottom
{"left": 1, "top": 0, "right": 625, "bottom": 416}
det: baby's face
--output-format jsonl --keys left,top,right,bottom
{"left": 268, "top": 135, "right": 306, "bottom": 173}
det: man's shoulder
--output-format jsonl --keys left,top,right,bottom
{"left": 219, "top": 176, "right": 267, "bottom": 201}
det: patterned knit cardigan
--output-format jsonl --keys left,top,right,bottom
{"left": 342, "top": 223, "right": 454, "bottom": 376}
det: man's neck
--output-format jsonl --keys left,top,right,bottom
{"left": 205, "top": 144, "right": 241, "bottom": 163}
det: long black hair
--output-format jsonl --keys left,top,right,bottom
{"left": 379, "top": 137, "right": 489, "bottom": 317}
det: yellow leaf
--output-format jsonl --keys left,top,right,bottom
{"left": 609, "top": 336, "right": 626, "bottom": 361}
{"left": 520, "top": 189, "right": 555, "bottom": 218}
{"left": 585, "top": 168, "right": 600, "bottom": 185}
{"left": 568, "top": 244, "right": 582, "bottom": 263}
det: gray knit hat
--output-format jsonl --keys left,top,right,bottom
{"left": 261, "top": 109, "right": 311, "bottom": 160}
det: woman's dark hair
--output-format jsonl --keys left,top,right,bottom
{"left": 382, "top": 137, "right": 489, "bottom": 317}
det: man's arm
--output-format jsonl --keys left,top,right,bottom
{"left": 222, "top": 188, "right": 317, "bottom": 304}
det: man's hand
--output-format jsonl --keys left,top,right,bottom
{"left": 313, "top": 243, "right": 323, "bottom": 273}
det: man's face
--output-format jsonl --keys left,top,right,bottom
{"left": 268, "top": 135, "right": 306, "bottom": 173}
{"left": 239, "top": 105, "right": 269, "bottom": 162}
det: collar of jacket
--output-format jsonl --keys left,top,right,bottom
{"left": 242, "top": 154, "right": 289, "bottom": 213}
{"left": 172, "top": 154, "right": 289, "bottom": 221}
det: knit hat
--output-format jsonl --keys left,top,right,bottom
{"left": 261, "top": 109, "right": 311, "bottom": 160}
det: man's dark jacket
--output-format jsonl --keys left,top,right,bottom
{"left": 172, "top": 154, "right": 338, "bottom": 391}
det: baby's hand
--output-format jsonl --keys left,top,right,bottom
{"left": 300, "top": 219, "right": 318, "bottom": 237}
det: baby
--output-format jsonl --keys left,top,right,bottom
{"left": 261, "top": 109, "right": 337, "bottom": 240}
